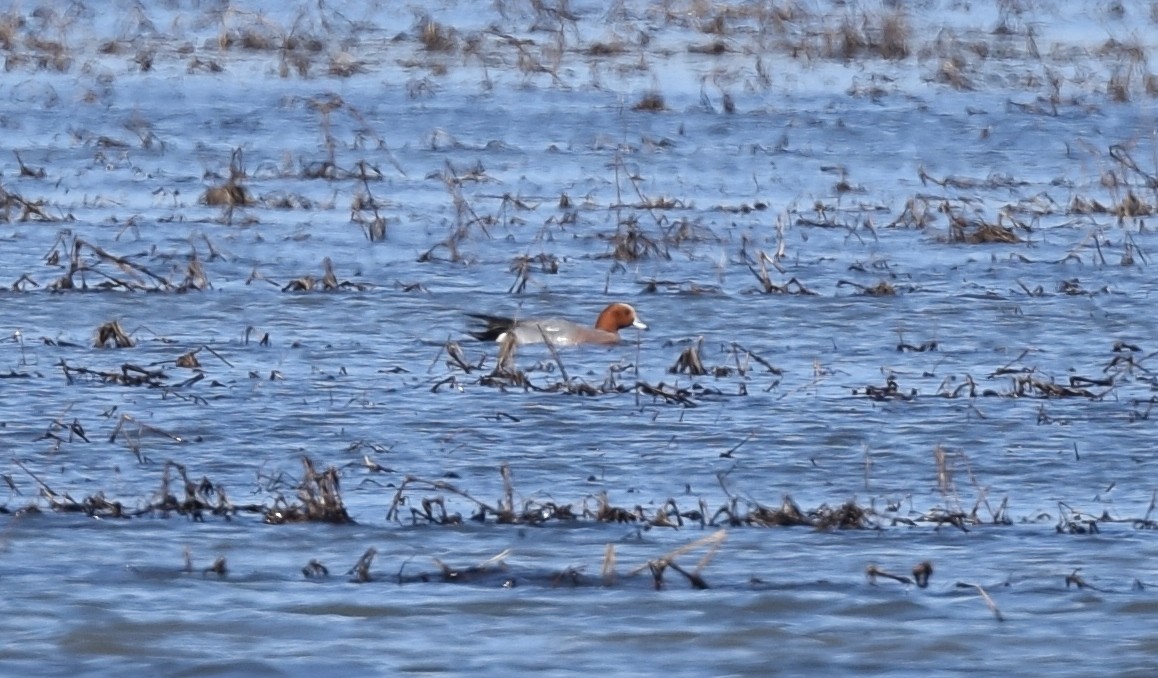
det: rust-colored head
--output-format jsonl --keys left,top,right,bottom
{"left": 594, "top": 303, "right": 648, "bottom": 334}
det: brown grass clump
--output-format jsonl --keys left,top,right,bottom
{"left": 218, "top": 27, "right": 278, "bottom": 52}
{"left": 587, "top": 41, "right": 626, "bottom": 56}
{"left": 688, "top": 41, "right": 728, "bottom": 55}
{"left": 23, "top": 36, "right": 71, "bottom": 72}
{"left": 632, "top": 91, "right": 666, "bottom": 111}
{"left": 27, "top": 458, "right": 260, "bottom": 521}
{"left": 1097, "top": 37, "right": 1146, "bottom": 63}
{"left": 821, "top": 10, "right": 909, "bottom": 61}
{"left": 280, "top": 49, "right": 311, "bottom": 78}
{"left": 201, "top": 183, "right": 250, "bottom": 207}
{"left": 418, "top": 15, "right": 457, "bottom": 53}
{"left": 202, "top": 148, "right": 252, "bottom": 209}
{"left": 697, "top": 12, "right": 727, "bottom": 35}
{"left": 282, "top": 257, "right": 374, "bottom": 292}
{"left": 888, "top": 197, "right": 936, "bottom": 228}
{"left": 833, "top": 16, "right": 866, "bottom": 59}
{"left": 1108, "top": 66, "right": 1132, "bottom": 102}
{"left": 0, "top": 10, "right": 22, "bottom": 52}
{"left": 666, "top": 339, "right": 755, "bottom": 378}
{"left": 814, "top": 500, "right": 871, "bottom": 530}
{"left": 507, "top": 252, "right": 559, "bottom": 293}
{"left": 946, "top": 214, "right": 1021, "bottom": 244}
{"left": 936, "top": 57, "right": 973, "bottom": 90}
{"left": 238, "top": 30, "right": 276, "bottom": 50}
{"left": 94, "top": 321, "right": 134, "bottom": 348}
{"left": 328, "top": 53, "right": 369, "bottom": 77}
{"left": 711, "top": 493, "right": 879, "bottom": 530}
{"left": 750, "top": 497, "right": 811, "bottom": 527}
{"left": 669, "top": 339, "right": 708, "bottom": 376}
{"left": 352, "top": 189, "right": 388, "bottom": 242}
{"left": 175, "top": 350, "right": 201, "bottom": 368}
{"left": 217, "top": 10, "right": 286, "bottom": 53}
{"left": 1110, "top": 191, "right": 1153, "bottom": 217}
{"left": 177, "top": 255, "right": 212, "bottom": 292}
{"left": 603, "top": 220, "right": 669, "bottom": 261}
{"left": 264, "top": 457, "right": 354, "bottom": 525}
{"left": 879, "top": 11, "right": 909, "bottom": 60}
{"left": 284, "top": 34, "right": 324, "bottom": 53}
{"left": 837, "top": 279, "right": 897, "bottom": 296}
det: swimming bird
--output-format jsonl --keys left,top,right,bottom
{"left": 467, "top": 302, "right": 648, "bottom": 347}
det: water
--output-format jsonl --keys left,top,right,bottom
{"left": 2, "top": 0, "right": 1158, "bottom": 675}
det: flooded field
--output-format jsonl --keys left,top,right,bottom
{"left": 2, "top": 0, "right": 1158, "bottom": 675}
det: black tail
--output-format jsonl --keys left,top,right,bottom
{"left": 465, "top": 313, "right": 515, "bottom": 341}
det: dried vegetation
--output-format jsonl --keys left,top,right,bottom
{"left": 11, "top": 450, "right": 1158, "bottom": 594}
{"left": 2, "top": 1, "right": 1158, "bottom": 608}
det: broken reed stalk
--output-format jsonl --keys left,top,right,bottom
{"left": 432, "top": 550, "right": 514, "bottom": 585}
{"left": 634, "top": 381, "right": 698, "bottom": 407}
{"left": 108, "top": 413, "right": 184, "bottom": 445}
{"left": 281, "top": 256, "right": 373, "bottom": 292}
{"left": 202, "top": 148, "right": 251, "bottom": 222}
{"left": 303, "top": 559, "right": 330, "bottom": 579}
{"left": 731, "top": 342, "right": 782, "bottom": 374}
{"left": 867, "top": 561, "right": 933, "bottom": 588}
{"left": 743, "top": 249, "right": 816, "bottom": 295}
{"left": 38, "top": 234, "right": 216, "bottom": 292}
{"left": 601, "top": 543, "right": 617, "bottom": 585}
{"left": 912, "top": 561, "right": 934, "bottom": 588}
{"left": 934, "top": 444, "right": 956, "bottom": 499}
{"left": 627, "top": 530, "right": 727, "bottom": 590}
{"left": 436, "top": 338, "right": 479, "bottom": 374}
{"left": 971, "top": 583, "right": 1004, "bottom": 621}
{"left": 76, "top": 239, "right": 174, "bottom": 290}
{"left": 14, "top": 458, "right": 59, "bottom": 502}
{"left": 353, "top": 166, "right": 388, "bottom": 242}
{"left": 348, "top": 547, "right": 378, "bottom": 583}
{"left": 194, "top": 343, "right": 233, "bottom": 368}
{"left": 321, "top": 256, "right": 339, "bottom": 290}
{"left": 203, "top": 556, "right": 227, "bottom": 577}
{"left": 386, "top": 474, "right": 499, "bottom": 524}
{"left": 495, "top": 332, "right": 518, "bottom": 375}
{"left": 669, "top": 337, "right": 707, "bottom": 375}
{"left": 94, "top": 320, "right": 134, "bottom": 348}
{"left": 538, "top": 326, "right": 569, "bottom": 383}
{"left": 499, "top": 463, "right": 515, "bottom": 522}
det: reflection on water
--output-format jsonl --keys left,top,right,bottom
{"left": 1, "top": 0, "right": 1158, "bottom": 675}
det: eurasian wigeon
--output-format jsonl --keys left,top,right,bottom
{"left": 467, "top": 302, "right": 648, "bottom": 347}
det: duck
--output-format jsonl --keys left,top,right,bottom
{"left": 467, "top": 302, "right": 648, "bottom": 347}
